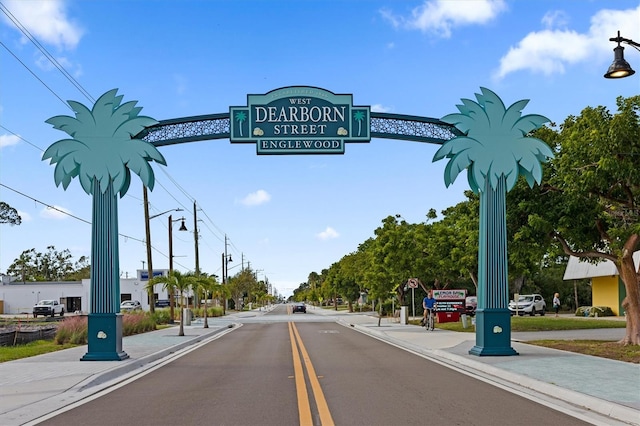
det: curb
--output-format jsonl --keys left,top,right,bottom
{"left": 340, "top": 320, "right": 639, "bottom": 426}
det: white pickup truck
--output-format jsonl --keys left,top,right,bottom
{"left": 33, "top": 300, "right": 65, "bottom": 317}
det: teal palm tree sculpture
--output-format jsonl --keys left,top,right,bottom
{"left": 43, "top": 89, "right": 166, "bottom": 360}
{"left": 433, "top": 88, "right": 552, "bottom": 356}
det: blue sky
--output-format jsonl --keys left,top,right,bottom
{"left": 1, "top": 0, "right": 638, "bottom": 298}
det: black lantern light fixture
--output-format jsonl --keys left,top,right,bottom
{"left": 604, "top": 31, "right": 639, "bottom": 79}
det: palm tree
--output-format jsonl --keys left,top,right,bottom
{"left": 151, "top": 270, "right": 196, "bottom": 336}
{"left": 235, "top": 111, "right": 247, "bottom": 137}
{"left": 43, "top": 89, "right": 166, "bottom": 360}
{"left": 194, "top": 274, "right": 218, "bottom": 328}
{"left": 433, "top": 87, "right": 552, "bottom": 356}
{"left": 353, "top": 110, "right": 365, "bottom": 137}
{"left": 211, "top": 281, "right": 231, "bottom": 316}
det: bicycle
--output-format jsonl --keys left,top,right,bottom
{"left": 424, "top": 308, "right": 435, "bottom": 331}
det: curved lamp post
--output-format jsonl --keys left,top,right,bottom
{"left": 604, "top": 31, "right": 639, "bottom": 79}
{"left": 168, "top": 215, "right": 187, "bottom": 322}
{"left": 145, "top": 206, "right": 183, "bottom": 312}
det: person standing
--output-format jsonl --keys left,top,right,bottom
{"left": 553, "top": 293, "right": 561, "bottom": 317}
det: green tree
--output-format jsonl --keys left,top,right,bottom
{"left": 6, "top": 249, "right": 38, "bottom": 281}
{"left": 210, "top": 279, "right": 231, "bottom": 315}
{"left": 541, "top": 96, "right": 640, "bottom": 345}
{"left": 428, "top": 196, "right": 479, "bottom": 291}
{"left": 194, "top": 274, "right": 218, "bottom": 328}
{"left": 43, "top": 89, "right": 165, "bottom": 315}
{"left": 0, "top": 201, "right": 21, "bottom": 225}
{"left": 228, "top": 268, "right": 257, "bottom": 310}
{"left": 6, "top": 246, "right": 78, "bottom": 281}
{"left": 150, "top": 270, "right": 196, "bottom": 336}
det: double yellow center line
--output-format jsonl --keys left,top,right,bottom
{"left": 288, "top": 322, "right": 335, "bottom": 426}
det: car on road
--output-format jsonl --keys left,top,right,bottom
{"left": 120, "top": 300, "right": 142, "bottom": 311}
{"left": 509, "top": 294, "right": 546, "bottom": 316}
{"left": 292, "top": 303, "right": 306, "bottom": 313}
{"left": 33, "top": 299, "right": 65, "bottom": 317}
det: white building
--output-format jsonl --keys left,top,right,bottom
{"left": 0, "top": 270, "right": 174, "bottom": 315}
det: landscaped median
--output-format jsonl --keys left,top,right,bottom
{"left": 0, "top": 308, "right": 223, "bottom": 362}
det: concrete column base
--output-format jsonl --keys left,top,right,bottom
{"left": 81, "top": 313, "right": 129, "bottom": 361}
{"left": 469, "top": 308, "right": 518, "bottom": 356}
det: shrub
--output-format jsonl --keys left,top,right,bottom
{"left": 55, "top": 316, "right": 88, "bottom": 345}
{"left": 150, "top": 308, "right": 173, "bottom": 325}
{"left": 54, "top": 312, "right": 157, "bottom": 345}
{"left": 575, "top": 306, "right": 615, "bottom": 317}
{"left": 192, "top": 306, "right": 224, "bottom": 318}
{"left": 122, "top": 311, "right": 156, "bottom": 335}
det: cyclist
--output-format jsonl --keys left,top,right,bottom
{"left": 422, "top": 290, "right": 437, "bottom": 330}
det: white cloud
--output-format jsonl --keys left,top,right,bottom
{"left": 239, "top": 189, "right": 271, "bottom": 206}
{"left": 1, "top": 0, "right": 83, "bottom": 49}
{"left": 17, "top": 210, "right": 31, "bottom": 222}
{"left": 40, "top": 205, "right": 71, "bottom": 220}
{"left": 371, "top": 104, "right": 392, "bottom": 113}
{"left": 381, "top": 0, "right": 507, "bottom": 38}
{"left": 0, "top": 134, "right": 20, "bottom": 149}
{"left": 541, "top": 10, "right": 570, "bottom": 30}
{"left": 316, "top": 226, "right": 339, "bottom": 240}
{"left": 35, "top": 53, "right": 82, "bottom": 76}
{"left": 495, "top": 5, "right": 640, "bottom": 79}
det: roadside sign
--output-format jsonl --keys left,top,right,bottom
{"left": 408, "top": 278, "right": 418, "bottom": 288}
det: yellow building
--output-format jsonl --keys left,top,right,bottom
{"left": 563, "top": 252, "right": 638, "bottom": 316}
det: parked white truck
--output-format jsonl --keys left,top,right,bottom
{"left": 33, "top": 300, "right": 65, "bottom": 317}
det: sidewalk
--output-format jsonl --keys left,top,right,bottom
{"left": 0, "top": 318, "right": 239, "bottom": 426}
{"left": 1, "top": 309, "right": 638, "bottom": 426}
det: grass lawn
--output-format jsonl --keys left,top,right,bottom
{"left": 526, "top": 340, "right": 640, "bottom": 363}
{"left": 0, "top": 340, "right": 77, "bottom": 363}
{"left": 431, "top": 316, "right": 626, "bottom": 332}
{"left": 419, "top": 315, "right": 634, "bottom": 363}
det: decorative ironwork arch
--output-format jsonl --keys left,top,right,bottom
{"left": 139, "top": 112, "right": 462, "bottom": 147}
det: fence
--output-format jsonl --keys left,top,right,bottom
{"left": 0, "top": 326, "right": 57, "bottom": 346}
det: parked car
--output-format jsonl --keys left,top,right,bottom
{"left": 33, "top": 299, "right": 65, "bottom": 317}
{"left": 120, "top": 300, "right": 142, "bottom": 311}
{"left": 509, "top": 294, "right": 546, "bottom": 316}
{"left": 292, "top": 303, "right": 306, "bottom": 313}
{"left": 155, "top": 299, "right": 170, "bottom": 308}
{"left": 465, "top": 296, "right": 477, "bottom": 316}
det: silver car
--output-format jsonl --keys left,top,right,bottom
{"left": 120, "top": 300, "right": 142, "bottom": 311}
{"left": 509, "top": 294, "right": 546, "bottom": 316}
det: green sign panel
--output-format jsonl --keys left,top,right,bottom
{"left": 230, "top": 86, "right": 370, "bottom": 155}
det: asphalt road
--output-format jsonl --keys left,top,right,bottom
{"left": 40, "top": 306, "right": 590, "bottom": 426}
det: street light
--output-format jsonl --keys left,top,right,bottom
{"left": 604, "top": 31, "right": 640, "bottom": 79}
{"left": 168, "top": 215, "right": 187, "bottom": 322}
{"left": 221, "top": 234, "right": 233, "bottom": 312}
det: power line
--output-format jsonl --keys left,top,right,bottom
{"left": 0, "top": 125, "right": 45, "bottom": 152}
{"left": 0, "top": 6, "right": 242, "bottom": 266}
{"left": 0, "top": 41, "right": 71, "bottom": 111}
{"left": 0, "top": 182, "right": 188, "bottom": 267}
{"left": 0, "top": 2, "right": 94, "bottom": 104}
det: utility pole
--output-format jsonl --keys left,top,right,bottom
{"left": 193, "top": 200, "right": 200, "bottom": 276}
{"left": 143, "top": 186, "right": 155, "bottom": 313}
